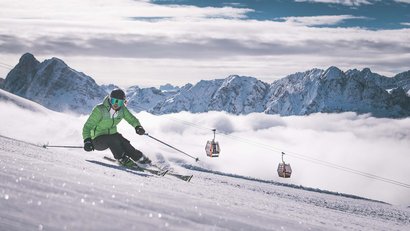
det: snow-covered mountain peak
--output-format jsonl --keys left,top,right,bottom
{"left": 361, "top": 67, "right": 373, "bottom": 75}
{"left": 307, "top": 68, "right": 324, "bottom": 75}
{"left": 44, "top": 56, "right": 67, "bottom": 66}
{"left": 207, "top": 75, "right": 269, "bottom": 114}
{"left": 394, "top": 70, "right": 410, "bottom": 78}
{"left": 159, "top": 83, "right": 180, "bottom": 92}
{"left": 12, "top": 53, "right": 39, "bottom": 77}
{"left": 345, "top": 68, "right": 361, "bottom": 77}
{"left": 3, "top": 53, "right": 107, "bottom": 114}
{"left": 223, "top": 74, "right": 239, "bottom": 84}
{"left": 322, "top": 66, "right": 345, "bottom": 80}
{"left": 19, "top": 52, "right": 39, "bottom": 64}
{"left": 304, "top": 68, "right": 324, "bottom": 81}
{"left": 280, "top": 68, "right": 323, "bottom": 84}
{"left": 220, "top": 75, "right": 260, "bottom": 88}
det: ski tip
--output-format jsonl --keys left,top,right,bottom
{"left": 182, "top": 175, "right": 193, "bottom": 182}
{"left": 156, "top": 169, "right": 168, "bottom": 176}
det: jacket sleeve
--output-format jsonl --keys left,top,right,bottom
{"left": 82, "top": 106, "right": 103, "bottom": 140}
{"left": 123, "top": 107, "right": 141, "bottom": 128}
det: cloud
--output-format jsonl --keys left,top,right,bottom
{"left": 0, "top": 0, "right": 252, "bottom": 22}
{"left": 2, "top": 19, "right": 409, "bottom": 58}
{"left": 394, "top": 0, "right": 410, "bottom": 3}
{"left": 294, "top": 0, "right": 374, "bottom": 6}
{"left": 277, "top": 15, "right": 368, "bottom": 26}
{"left": 108, "top": 111, "right": 410, "bottom": 205}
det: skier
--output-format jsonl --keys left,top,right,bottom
{"left": 82, "top": 88, "right": 151, "bottom": 167}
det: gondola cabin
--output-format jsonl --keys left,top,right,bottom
{"left": 205, "top": 129, "right": 220, "bottom": 157}
{"left": 277, "top": 152, "right": 292, "bottom": 178}
{"left": 277, "top": 163, "right": 292, "bottom": 178}
{"left": 205, "top": 140, "right": 220, "bottom": 157}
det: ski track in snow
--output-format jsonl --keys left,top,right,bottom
{"left": 0, "top": 135, "right": 409, "bottom": 231}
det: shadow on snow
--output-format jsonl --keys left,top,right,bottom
{"left": 86, "top": 160, "right": 152, "bottom": 178}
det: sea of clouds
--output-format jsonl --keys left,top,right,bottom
{"left": 0, "top": 98, "right": 409, "bottom": 205}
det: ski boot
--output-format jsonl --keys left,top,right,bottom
{"left": 118, "top": 156, "right": 135, "bottom": 168}
{"left": 137, "top": 155, "right": 152, "bottom": 165}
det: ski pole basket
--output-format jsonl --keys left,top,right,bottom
{"left": 205, "top": 129, "right": 220, "bottom": 157}
{"left": 277, "top": 152, "right": 292, "bottom": 178}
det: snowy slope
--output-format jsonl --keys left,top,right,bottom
{"left": 1, "top": 135, "right": 409, "bottom": 231}
{"left": 0, "top": 89, "right": 49, "bottom": 114}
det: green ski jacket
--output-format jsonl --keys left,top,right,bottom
{"left": 82, "top": 96, "right": 141, "bottom": 140}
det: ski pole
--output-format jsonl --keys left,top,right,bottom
{"left": 144, "top": 133, "right": 199, "bottom": 162}
{"left": 42, "top": 144, "right": 83, "bottom": 149}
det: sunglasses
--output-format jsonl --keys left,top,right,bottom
{"left": 110, "top": 97, "right": 125, "bottom": 107}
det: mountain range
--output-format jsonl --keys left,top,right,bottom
{"left": 2, "top": 53, "right": 410, "bottom": 117}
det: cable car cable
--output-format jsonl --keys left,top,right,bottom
{"left": 218, "top": 132, "right": 410, "bottom": 188}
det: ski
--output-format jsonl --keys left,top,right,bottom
{"left": 103, "top": 156, "right": 168, "bottom": 176}
{"left": 150, "top": 163, "right": 193, "bottom": 182}
{"left": 103, "top": 156, "right": 192, "bottom": 181}
{"left": 167, "top": 172, "right": 193, "bottom": 182}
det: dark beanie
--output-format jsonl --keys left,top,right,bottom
{"left": 110, "top": 89, "right": 125, "bottom": 100}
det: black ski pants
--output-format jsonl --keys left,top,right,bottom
{"left": 93, "top": 133, "right": 143, "bottom": 161}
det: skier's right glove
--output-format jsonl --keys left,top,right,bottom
{"left": 83, "top": 138, "right": 94, "bottom": 152}
{"left": 135, "top": 126, "right": 146, "bottom": 135}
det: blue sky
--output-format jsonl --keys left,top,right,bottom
{"left": 0, "top": 0, "right": 409, "bottom": 87}
{"left": 152, "top": 0, "right": 410, "bottom": 29}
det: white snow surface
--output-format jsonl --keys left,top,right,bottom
{"left": 1, "top": 89, "right": 410, "bottom": 230}
{"left": 1, "top": 135, "right": 409, "bottom": 231}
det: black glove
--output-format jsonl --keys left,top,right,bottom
{"left": 135, "top": 126, "right": 146, "bottom": 135}
{"left": 84, "top": 138, "right": 94, "bottom": 152}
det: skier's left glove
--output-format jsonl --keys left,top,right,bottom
{"left": 135, "top": 126, "right": 146, "bottom": 135}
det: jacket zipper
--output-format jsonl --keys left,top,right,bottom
{"left": 109, "top": 110, "right": 118, "bottom": 134}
